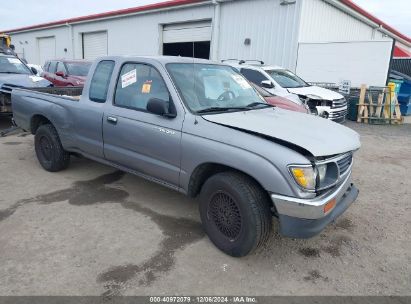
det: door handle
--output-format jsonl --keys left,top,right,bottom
{"left": 107, "top": 116, "right": 118, "bottom": 124}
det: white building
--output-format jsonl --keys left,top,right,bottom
{"left": 4, "top": 0, "right": 411, "bottom": 87}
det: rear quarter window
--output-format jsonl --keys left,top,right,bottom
{"left": 89, "top": 60, "right": 115, "bottom": 103}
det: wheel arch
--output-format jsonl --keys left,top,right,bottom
{"left": 187, "top": 162, "right": 271, "bottom": 205}
{"left": 30, "top": 114, "right": 53, "bottom": 134}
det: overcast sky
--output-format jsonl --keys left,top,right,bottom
{"left": 1, "top": 0, "right": 410, "bottom": 37}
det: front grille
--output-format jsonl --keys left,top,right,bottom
{"left": 332, "top": 98, "right": 347, "bottom": 109}
{"left": 337, "top": 153, "right": 353, "bottom": 175}
{"left": 328, "top": 108, "right": 348, "bottom": 121}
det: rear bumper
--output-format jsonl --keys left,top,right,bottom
{"left": 271, "top": 174, "right": 358, "bottom": 238}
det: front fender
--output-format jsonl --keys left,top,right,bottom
{"left": 180, "top": 117, "right": 309, "bottom": 198}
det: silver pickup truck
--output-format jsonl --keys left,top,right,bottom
{"left": 12, "top": 56, "right": 360, "bottom": 257}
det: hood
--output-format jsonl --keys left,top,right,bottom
{"left": 0, "top": 73, "right": 52, "bottom": 88}
{"left": 202, "top": 108, "right": 360, "bottom": 157}
{"left": 288, "top": 86, "right": 343, "bottom": 101}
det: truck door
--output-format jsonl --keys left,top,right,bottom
{"left": 73, "top": 60, "right": 115, "bottom": 158}
{"left": 102, "top": 62, "right": 183, "bottom": 188}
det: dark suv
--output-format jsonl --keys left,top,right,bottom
{"left": 42, "top": 59, "right": 92, "bottom": 87}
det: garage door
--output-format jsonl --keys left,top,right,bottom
{"left": 82, "top": 31, "right": 108, "bottom": 60}
{"left": 38, "top": 37, "right": 56, "bottom": 66}
{"left": 296, "top": 41, "right": 393, "bottom": 87}
{"left": 163, "top": 21, "right": 211, "bottom": 43}
{"left": 163, "top": 21, "right": 212, "bottom": 59}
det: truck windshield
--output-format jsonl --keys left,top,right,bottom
{"left": 167, "top": 63, "right": 267, "bottom": 114}
{"left": 0, "top": 56, "right": 32, "bottom": 75}
{"left": 265, "top": 69, "right": 309, "bottom": 88}
{"left": 66, "top": 62, "right": 92, "bottom": 76}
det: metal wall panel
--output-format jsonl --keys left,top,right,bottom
{"left": 299, "top": 0, "right": 390, "bottom": 42}
{"left": 11, "top": 26, "right": 71, "bottom": 65}
{"left": 71, "top": 5, "right": 214, "bottom": 59}
{"left": 217, "top": 0, "right": 303, "bottom": 71}
{"left": 392, "top": 59, "right": 411, "bottom": 77}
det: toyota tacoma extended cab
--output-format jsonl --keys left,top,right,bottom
{"left": 12, "top": 56, "right": 360, "bottom": 257}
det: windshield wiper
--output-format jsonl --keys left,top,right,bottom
{"left": 0, "top": 71, "right": 29, "bottom": 74}
{"left": 245, "top": 102, "right": 273, "bottom": 109}
{"left": 196, "top": 106, "right": 249, "bottom": 114}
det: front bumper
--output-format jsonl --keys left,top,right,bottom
{"left": 271, "top": 174, "right": 358, "bottom": 238}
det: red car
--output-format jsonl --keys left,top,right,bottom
{"left": 251, "top": 82, "right": 309, "bottom": 113}
{"left": 42, "top": 59, "right": 92, "bottom": 87}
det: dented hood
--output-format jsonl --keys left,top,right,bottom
{"left": 202, "top": 108, "right": 360, "bottom": 157}
{"left": 288, "top": 85, "right": 344, "bottom": 100}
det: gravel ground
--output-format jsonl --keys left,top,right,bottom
{"left": 0, "top": 118, "right": 410, "bottom": 296}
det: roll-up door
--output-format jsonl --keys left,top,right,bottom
{"left": 82, "top": 31, "right": 108, "bottom": 60}
{"left": 38, "top": 36, "right": 56, "bottom": 65}
{"left": 163, "top": 21, "right": 211, "bottom": 43}
{"left": 162, "top": 21, "right": 211, "bottom": 59}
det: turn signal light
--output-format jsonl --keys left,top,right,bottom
{"left": 289, "top": 166, "right": 316, "bottom": 190}
{"left": 323, "top": 198, "right": 336, "bottom": 214}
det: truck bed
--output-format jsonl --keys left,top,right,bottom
{"left": 27, "top": 86, "right": 83, "bottom": 97}
{"left": 11, "top": 86, "right": 86, "bottom": 134}
{"left": 1, "top": 86, "right": 83, "bottom": 114}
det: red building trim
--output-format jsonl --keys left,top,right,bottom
{"left": 341, "top": 0, "right": 411, "bottom": 43}
{"left": 393, "top": 46, "right": 411, "bottom": 58}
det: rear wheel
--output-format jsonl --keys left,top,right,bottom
{"left": 199, "top": 172, "right": 272, "bottom": 257}
{"left": 34, "top": 124, "right": 70, "bottom": 172}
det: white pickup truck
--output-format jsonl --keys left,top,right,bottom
{"left": 228, "top": 60, "right": 348, "bottom": 122}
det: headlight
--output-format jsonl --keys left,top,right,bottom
{"left": 289, "top": 166, "right": 316, "bottom": 191}
{"left": 317, "top": 164, "right": 327, "bottom": 181}
{"left": 315, "top": 163, "right": 338, "bottom": 190}
{"left": 320, "top": 100, "right": 332, "bottom": 107}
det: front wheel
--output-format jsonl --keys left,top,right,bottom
{"left": 199, "top": 172, "right": 272, "bottom": 257}
{"left": 34, "top": 124, "right": 70, "bottom": 172}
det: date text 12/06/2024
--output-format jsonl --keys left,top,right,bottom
{"left": 149, "top": 296, "right": 257, "bottom": 303}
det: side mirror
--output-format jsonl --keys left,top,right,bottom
{"left": 261, "top": 80, "right": 274, "bottom": 89}
{"left": 147, "top": 98, "right": 176, "bottom": 118}
{"left": 56, "top": 71, "right": 66, "bottom": 78}
{"left": 9, "top": 44, "right": 15, "bottom": 51}
{"left": 31, "top": 67, "right": 38, "bottom": 75}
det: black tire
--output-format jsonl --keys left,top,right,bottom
{"left": 34, "top": 124, "right": 70, "bottom": 172}
{"left": 199, "top": 171, "right": 272, "bottom": 257}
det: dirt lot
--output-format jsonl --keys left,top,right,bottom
{"left": 0, "top": 117, "right": 410, "bottom": 296}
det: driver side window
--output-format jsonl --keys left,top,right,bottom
{"left": 114, "top": 63, "right": 170, "bottom": 112}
